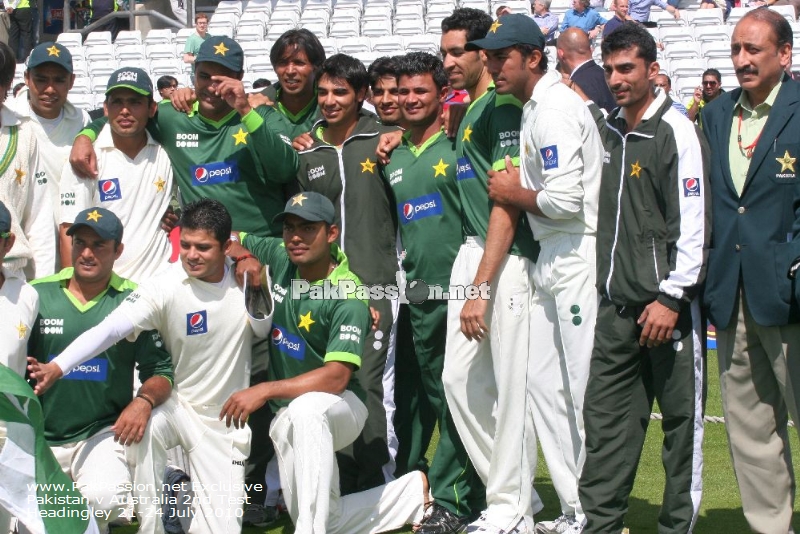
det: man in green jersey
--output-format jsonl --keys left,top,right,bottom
{"left": 439, "top": 9, "right": 540, "bottom": 534}
{"left": 383, "top": 51, "right": 484, "bottom": 533}
{"left": 292, "top": 53, "right": 401, "bottom": 493}
{"left": 368, "top": 56, "right": 405, "bottom": 127}
{"left": 223, "top": 191, "right": 428, "bottom": 533}
{"left": 69, "top": 36, "right": 299, "bottom": 239}
{"left": 26, "top": 207, "right": 173, "bottom": 533}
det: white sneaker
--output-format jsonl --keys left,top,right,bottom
{"left": 467, "top": 513, "right": 528, "bottom": 534}
{"left": 534, "top": 515, "right": 583, "bottom": 534}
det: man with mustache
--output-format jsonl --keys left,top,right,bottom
{"left": 700, "top": 9, "right": 800, "bottom": 532}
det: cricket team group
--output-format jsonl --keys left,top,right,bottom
{"left": 1, "top": 4, "right": 799, "bottom": 534}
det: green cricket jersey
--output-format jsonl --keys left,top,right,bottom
{"left": 242, "top": 237, "right": 370, "bottom": 410}
{"left": 28, "top": 269, "right": 173, "bottom": 445}
{"left": 81, "top": 104, "right": 299, "bottom": 237}
{"left": 261, "top": 83, "right": 320, "bottom": 142}
{"left": 456, "top": 86, "right": 539, "bottom": 261}
{"left": 383, "top": 130, "right": 462, "bottom": 287}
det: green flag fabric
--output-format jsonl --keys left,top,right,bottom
{"left": 0, "top": 364, "right": 99, "bottom": 534}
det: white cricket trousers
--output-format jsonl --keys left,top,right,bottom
{"left": 442, "top": 236, "right": 539, "bottom": 531}
{"left": 528, "top": 233, "right": 597, "bottom": 525}
{"left": 50, "top": 428, "right": 132, "bottom": 532}
{"left": 126, "top": 394, "right": 251, "bottom": 534}
{"left": 269, "top": 390, "right": 426, "bottom": 534}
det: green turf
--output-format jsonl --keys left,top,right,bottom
{"left": 115, "top": 351, "right": 800, "bottom": 533}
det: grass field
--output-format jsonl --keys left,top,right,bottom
{"left": 117, "top": 352, "right": 800, "bottom": 533}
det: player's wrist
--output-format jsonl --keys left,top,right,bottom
{"left": 136, "top": 392, "right": 155, "bottom": 409}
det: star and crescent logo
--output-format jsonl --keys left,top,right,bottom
{"left": 298, "top": 311, "right": 315, "bottom": 332}
{"left": 776, "top": 150, "right": 796, "bottom": 173}
{"left": 86, "top": 209, "right": 102, "bottom": 222}
{"left": 291, "top": 193, "right": 307, "bottom": 206}
{"left": 630, "top": 160, "right": 642, "bottom": 179}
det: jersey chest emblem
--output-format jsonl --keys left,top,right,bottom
{"left": 186, "top": 310, "right": 208, "bottom": 335}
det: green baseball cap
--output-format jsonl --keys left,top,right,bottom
{"left": 273, "top": 192, "right": 335, "bottom": 225}
{"left": 66, "top": 207, "right": 124, "bottom": 243}
{"left": 0, "top": 200, "right": 11, "bottom": 234}
{"left": 106, "top": 67, "right": 153, "bottom": 96}
{"left": 195, "top": 36, "right": 244, "bottom": 72}
{"left": 27, "top": 42, "right": 73, "bottom": 73}
{"left": 465, "top": 14, "right": 546, "bottom": 51}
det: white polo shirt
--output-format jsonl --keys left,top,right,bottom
{"left": 59, "top": 125, "right": 173, "bottom": 282}
{"left": 0, "top": 266, "right": 38, "bottom": 376}
{"left": 520, "top": 70, "right": 603, "bottom": 240}
{"left": 119, "top": 262, "right": 257, "bottom": 407}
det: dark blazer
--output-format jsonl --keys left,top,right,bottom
{"left": 571, "top": 60, "right": 615, "bottom": 113}
{"left": 701, "top": 74, "right": 800, "bottom": 328}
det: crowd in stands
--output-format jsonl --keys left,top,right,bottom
{"left": 1, "top": 1, "right": 800, "bottom": 534}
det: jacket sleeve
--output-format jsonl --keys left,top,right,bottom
{"left": 242, "top": 108, "right": 299, "bottom": 187}
{"left": 23, "top": 135, "right": 55, "bottom": 278}
{"left": 657, "top": 117, "right": 711, "bottom": 310}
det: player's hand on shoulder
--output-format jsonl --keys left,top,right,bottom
{"left": 292, "top": 132, "right": 315, "bottom": 152}
{"left": 248, "top": 92, "right": 274, "bottom": 109}
{"left": 170, "top": 87, "right": 197, "bottom": 113}
{"left": 376, "top": 130, "right": 403, "bottom": 164}
{"left": 69, "top": 135, "right": 99, "bottom": 179}
{"left": 160, "top": 206, "right": 179, "bottom": 233}
{"left": 444, "top": 102, "right": 468, "bottom": 139}
{"left": 220, "top": 386, "right": 267, "bottom": 429}
{"left": 26, "top": 357, "right": 63, "bottom": 395}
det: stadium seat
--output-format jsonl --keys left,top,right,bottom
{"left": 69, "top": 77, "right": 92, "bottom": 94}
{"left": 664, "top": 41, "right": 701, "bottom": 59}
{"left": 85, "top": 31, "right": 112, "bottom": 46}
{"left": 659, "top": 26, "right": 696, "bottom": 45}
{"left": 240, "top": 40, "right": 267, "bottom": 57}
{"left": 701, "top": 40, "right": 731, "bottom": 58}
{"left": 268, "top": 22, "right": 299, "bottom": 39}
{"left": 706, "top": 56, "right": 735, "bottom": 77}
{"left": 726, "top": 7, "right": 754, "bottom": 25}
{"left": 770, "top": 4, "right": 796, "bottom": 22}
{"left": 146, "top": 43, "right": 178, "bottom": 60}
{"left": 88, "top": 60, "right": 118, "bottom": 79}
{"left": 68, "top": 93, "right": 94, "bottom": 111}
{"left": 216, "top": 1, "right": 243, "bottom": 17}
{"left": 338, "top": 36, "right": 372, "bottom": 54}
{"left": 57, "top": 32, "right": 84, "bottom": 48}
{"left": 244, "top": 0, "right": 272, "bottom": 14}
{"left": 144, "top": 28, "right": 175, "bottom": 46}
{"left": 686, "top": 9, "right": 723, "bottom": 27}
{"left": 207, "top": 23, "right": 236, "bottom": 38}
{"left": 150, "top": 59, "right": 182, "bottom": 77}
{"left": 395, "top": 18, "right": 423, "bottom": 35}
{"left": 404, "top": 34, "right": 439, "bottom": 53}
{"left": 674, "top": 75, "right": 702, "bottom": 100}
{"left": 651, "top": 11, "right": 686, "bottom": 28}
{"left": 115, "top": 44, "right": 146, "bottom": 62}
{"left": 85, "top": 43, "right": 115, "bottom": 62}
{"left": 371, "top": 35, "right": 405, "bottom": 53}
{"left": 329, "top": 17, "right": 361, "bottom": 38}
{"left": 236, "top": 25, "right": 266, "bottom": 41}
{"left": 693, "top": 24, "right": 730, "bottom": 43}
{"left": 175, "top": 28, "right": 194, "bottom": 47}
{"left": 670, "top": 57, "right": 707, "bottom": 78}
{"left": 115, "top": 30, "right": 142, "bottom": 46}
{"left": 319, "top": 37, "right": 339, "bottom": 56}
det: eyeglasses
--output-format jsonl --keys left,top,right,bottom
{"left": 702, "top": 81, "right": 718, "bottom": 86}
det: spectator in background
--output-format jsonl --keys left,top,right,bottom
{"left": 560, "top": 0, "right": 607, "bottom": 40}
{"left": 532, "top": 0, "right": 560, "bottom": 44}
{"left": 252, "top": 78, "right": 271, "bottom": 89}
{"left": 686, "top": 68, "right": 723, "bottom": 128}
{"left": 627, "top": 0, "right": 680, "bottom": 27}
{"left": 557, "top": 28, "right": 616, "bottom": 112}
{"left": 654, "top": 73, "right": 689, "bottom": 116}
{"left": 602, "top": 0, "right": 630, "bottom": 37}
{"left": 6, "top": 0, "right": 33, "bottom": 63}
{"left": 182, "top": 12, "right": 210, "bottom": 64}
{"left": 496, "top": 5, "right": 513, "bottom": 16}
{"left": 156, "top": 75, "right": 178, "bottom": 101}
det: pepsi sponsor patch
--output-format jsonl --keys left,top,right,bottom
{"left": 58, "top": 356, "right": 109, "bottom": 381}
{"left": 190, "top": 161, "right": 240, "bottom": 186}
{"left": 98, "top": 178, "right": 122, "bottom": 202}
{"left": 271, "top": 324, "right": 306, "bottom": 360}
{"left": 540, "top": 145, "right": 558, "bottom": 170}
{"left": 186, "top": 310, "right": 208, "bottom": 335}
{"left": 682, "top": 177, "right": 700, "bottom": 197}
{"left": 456, "top": 157, "right": 476, "bottom": 181}
{"left": 398, "top": 192, "right": 444, "bottom": 224}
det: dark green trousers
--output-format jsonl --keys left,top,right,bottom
{"left": 580, "top": 297, "right": 703, "bottom": 534}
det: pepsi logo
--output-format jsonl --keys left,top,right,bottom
{"left": 101, "top": 180, "right": 117, "bottom": 195}
{"left": 271, "top": 328, "right": 283, "bottom": 345}
{"left": 544, "top": 148, "right": 554, "bottom": 160}
{"left": 189, "top": 313, "right": 204, "bottom": 329}
{"left": 685, "top": 178, "right": 699, "bottom": 192}
{"left": 195, "top": 167, "right": 209, "bottom": 183}
{"left": 403, "top": 203, "right": 414, "bottom": 220}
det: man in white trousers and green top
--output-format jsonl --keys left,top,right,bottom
{"left": 28, "top": 198, "right": 273, "bottom": 534}
{"left": 227, "top": 191, "right": 428, "bottom": 533}
{"left": 469, "top": 15, "right": 603, "bottom": 534}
